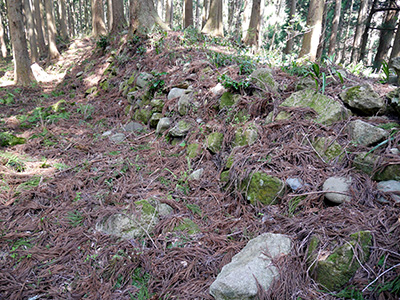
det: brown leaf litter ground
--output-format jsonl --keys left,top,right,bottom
{"left": 0, "top": 32, "right": 399, "bottom": 299}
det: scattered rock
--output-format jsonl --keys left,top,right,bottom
{"left": 385, "top": 88, "right": 400, "bottom": 115}
{"left": 233, "top": 126, "right": 258, "bottom": 147}
{"left": 169, "top": 120, "right": 192, "bottom": 137}
{"left": 110, "top": 133, "right": 126, "bottom": 143}
{"left": 168, "top": 88, "right": 188, "bottom": 100}
{"left": 353, "top": 152, "right": 400, "bottom": 181}
{"left": 391, "top": 57, "right": 400, "bottom": 85}
{"left": 296, "top": 76, "right": 316, "bottom": 91}
{"left": 250, "top": 68, "right": 278, "bottom": 93}
{"left": 149, "top": 113, "right": 163, "bottom": 128}
{"left": 133, "top": 108, "right": 152, "bottom": 124}
{"left": 102, "top": 130, "right": 112, "bottom": 136}
{"left": 348, "top": 120, "right": 389, "bottom": 146}
{"left": 211, "top": 83, "right": 227, "bottom": 95}
{"left": 178, "top": 93, "right": 192, "bottom": 115}
{"left": 376, "top": 180, "right": 400, "bottom": 203}
{"left": 241, "top": 172, "right": 284, "bottom": 205}
{"left": 173, "top": 218, "right": 200, "bottom": 234}
{"left": 187, "top": 143, "right": 202, "bottom": 159}
{"left": 210, "top": 233, "right": 292, "bottom": 300}
{"left": 307, "top": 231, "right": 372, "bottom": 291}
{"left": 136, "top": 72, "right": 154, "bottom": 89}
{"left": 188, "top": 168, "right": 204, "bottom": 181}
{"left": 156, "top": 117, "right": 172, "bottom": 134}
{"left": 123, "top": 121, "right": 145, "bottom": 132}
{"left": 219, "top": 92, "right": 240, "bottom": 110}
{"left": 207, "top": 132, "right": 224, "bottom": 153}
{"left": 312, "top": 137, "right": 344, "bottom": 162}
{"left": 286, "top": 178, "right": 303, "bottom": 191}
{"left": 340, "top": 84, "right": 385, "bottom": 115}
{"left": 323, "top": 176, "right": 352, "bottom": 204}
{"left": 151, "top": 99, "right": 165, "bottom": 113}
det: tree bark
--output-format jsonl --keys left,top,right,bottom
{"left": 243, "top": 0, "right": 261, "bottom": 46}
{"left": 389, "top": 20, "right": 400, "bottom": 61}
{"left": 316, "top": 0, "right": 328, "bottom": 60}
{"left": 359, "top": 0, "right": 378, "bottom": 62}
{"left": 0, "top": 7, "right": 8, "bottom": 57}
{"left": 201, "top": 0, "right": 223, "bottom": 37}
{"left": 45, "top": 0, "right": 61, "bottom": 59}
{"left": 59, "top": 0, "right": 69, "bottom": 41}
{"left": 32, "top": 0, "right": 46, "bottom": 54}
{"left": 373, "top": 0, "right": 398, "bottom": 71}
{"left": 67, "top": 0, "right": 75, "bottom": 36}
{"left": 327, "top": 0, "right": 341, "bottom": 57}
{"left": 108, "top": 0, "right": 126, "bottom": 32}
{"left": 7, "top": 0, "right": 35, "bottom": 85}
{"left": 24, "top": 0, "right": 39, "bottom": 62}
{"left": 129, "top": 0, "right": 169, "bottom": 35}
{"left": 202, "top": 0, "right": 209, "bottom": 28}
{"left": 350, "top": 0, "right": 369, "bottom": 63}
{"left": 164, "top": 0, "right": 173, "bottom": 26}
{"left": 284, "top": 0, "right": 296, "bottom": 54}
{"left": 299, "top": 0, "right": 325, "bottom": 61}
{"left": 184, "top": 0, "right": 194, "bottom": 28}
{"left": 91, "top": 0, "right": 107, "bottom": 37}
{"left": 339, "top": 0, "right": 353, "bottom": 64}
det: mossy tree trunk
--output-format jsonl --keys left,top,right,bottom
{"left": 243, "top": 0, "right": 261, "bottom": 46}
{"left": 7, "top": 0, "right": 35, "bottom": 85}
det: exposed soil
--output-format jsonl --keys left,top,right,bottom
{"left": 0, "top": 32, "right": 399, "bottom": 300}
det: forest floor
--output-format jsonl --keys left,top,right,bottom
{"left": 0, "top": 31, "right": 399, "bottom": 300}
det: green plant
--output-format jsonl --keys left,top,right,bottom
{"left": 0, "top": 92, "right": 15, "bottom": 105}
{"left": 330, "top": 286, "right": 364, "bottom": 299}
{"left": 0, "top": 151, "right": 25, "bottom": 172}
{"left": 67, "top": 210, "right": 84, "bottom": 227}
{"left": 379, "top": 60, "right": 393, "bottom": 83}
{"left": 96, "top": 35, "right": 109, "bottom": 51}
{"left": 148, "top": 72, "right": 167, "bottom": 96}
{"left": 186, "top": 203, "right": 202, "bottom": 217}
{"left": 218, "top": 74, "right": 251, "bottom": 92}
{"left": 129, "top": 268, "right": 153, "bottom": 299}
{"left": 77, "top": 104, "right": 95, "bottom": 120}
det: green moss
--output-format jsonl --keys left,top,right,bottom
{"left": 134, "top": 199, "right": 157, "bottom": 216}
{"left": 85, "top": 86, "right": 98, "bottom": 95}
{"left": 233, "top": 127, "right": 258, "bottom": 147}
{"left": 149, "top": 113, "right": 162, "bottom": 128}
{"left": 241, "top": 172, "right": 284, "bottom": 205}
{"left": 150, "top": 99, "right": 165, "bottom": 113}
{"left": 0, "top": 132, "right": 26, "bottom": 147}
{"left": 173, "top": 218, "right": 200, "bottom": 234}
{"left": 225, "top": 154, "right": 234, "bottom": 169}
{"left": 100, "top": 80, "right": 110, "bottom": 91}
{"left": 220, "top": 170, "right": 230, "bottom": 182}
{"left": 133, "top": 109, "right": 152, "bottom": 124}
{"left": 187, "top": 143, "right": 202, "bottom": 159}
{"left": 312, "top": 137, "right": 344, "bottom": 162}
{"left": 207, "top": 132, "right": 224, "bottom": 153}
{"left": 354, "top": 152, "right": 400, "bottom": 181}
{"left": 250, "top": 68, "right": 278, "bottom": 92}
{"left": 219, "top": 92, "right": 240, "bottom": 109}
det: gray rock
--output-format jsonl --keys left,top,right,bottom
{"left": 391, "top": 57, "right": 400, "bottom": 85}
{"left": 323, "top": 177, "right": 352, "bottom": 204}
{"left": 210, "top": 233, "right": 292, "bottom": 300}
{"left": 207, "top": 132, "right": 224, "bottom": 153}
{"left": 377, "top": 180, "right": 400, "bottom": 203}
{"left": 149, "top": 113, "right": 163, "bottom": 128}
{"left": 102, "top": 130, "right": 112, "bottom": 136}
{"left": 286, "top": 178, "right": 303, "bottom": 191}
{"left": 110, "top": 133, "right": 126, "bottom": 143}
{"left": 178, "top": 93, "right": 192, "bottom": 115}
{"left": 169, "top": 120, "right": 192, "bottom": 137}
{"left": 211, "top": 83, "right": 227, "bottom": 95}
{"left": 156, "top": 117, "right": 172, "bottom": 134}
{"left": 124, "top": 121, "right": 145, "bottom": 132}
{"left": 296, "top": 76, "right": 317, "bottom": 91}
{"left": 340, "top": 84, "right": 385, "bottom": 115}
{"left": 188, "top": 168, "right": 204, "bottom": 181}
{"left": 250, "top": 68, "right": 278, "bottom": 93}
{"left": 168, "top": 88, "right": 188, "bottom": 100}
{"left": 348, "top": 120, "right": 389, "bottom": 146}
{"left": 136, "top": 72, "right": 154, "bottom": 89}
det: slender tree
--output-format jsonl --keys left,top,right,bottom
{"left": 108, "top": 0, "right": 126, "bottom": 32}
{"left": 373, "top": 0, "right": 398, "bottom": 70}
{"left": 359, "top": 0, "right": 378, "bottom": 62}
{"left": 130, "top": 0, "right": 169, "bottom": 35}
{"left": 184, "top": 0, "right": 194, "bottom": 28}
{"left": 201, "top": 0, "right": 224, "bottom": 36}
{"left": 45, "top": 0, "right": 61, "bottom": 59}
{"left": 243, "top": 0, "right": 261, "bottom": 46}
{"left": 299, "top": 0, "right": 325, "bottom": 61}
{"left": 7, "top": 0, "right": 35, "bottom": 85}
{"left": 339, "top": 0, "right": 354, "bottom": 64}
{"left": 165, "top": 0, "right": 173, "bottom": 26}
{"left": 284, "top": 0, "right": 297, "bottom": 54}
{"left": 24, "top": 0, "right": 39, "bottom": 62}
{"left": 92, "top": 0, "right": 107, "bottom": 37}
{"left": 202, "top": 0, "right": 209, "bottom": 27}
{"left": 328, "top": 0, "right": 341, "bottom": 57}
{"left": 59, "top": 0, "right": 69, "bottom": 41}
{"left": 33, "top": 0, "right": 46, "bottom": 54}
{"left": 389, "top": 20, "right": 400, "bottom": 61}
{"left": 350, "top": 0, "right": 369, "bottom": 63}
{"left": 0, "top": 9, "right": 8, "bottom": 58}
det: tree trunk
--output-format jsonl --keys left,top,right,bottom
{"left": 184, "top": 0, "right": 193, "bottom": 28}
{"left": 284, "top": 0, "right": 296, "bottom": 54}
{"left": 109, "top": 0, "right": 126, "bottom": 32}
{"left": 32, "top": 0, "right": 46, "bottom": 54}
{"left": 129, "top": 0, "right": 169, "bottom": 35}
{"left": 359, "top": 0, "right": 378, "bottom": 62}
{"left": 67, "top": 0, "right": 76, "bottom": 36}
{"left": 7, "top": 0, "right": 35, "bottom": 85}
{"left": 328, "top": 0, "right": 341, "bottom": 57}
{"left": 201, "top": 0, "right": 223, "bottom": 37}
{"left": 59, "top": 0, "right": 69, "bottom": 41}
{"left": 350, "top": 0, "right": 369, "bottom": 63}
{"left": 299, "top": 0, "right": 325, "bottom": 61}
{"left": 243, "top": 0, "right": 261, "bottom": 46}
{"left": 202, "top": 0, "right": 209, "bottom": 27}
{"left": 165, "top": 0, "right": 173, "bottom": 26}
{"left": 339, "top": 0, "right": 353, "bottom": 64}
{"left": 24, "top": 0, "right": 39, "bottom": 62}
{"left": 0, "top": 6, "right": 8, "bottom": 57}
{"left": 389, "top": 20, "right": 400, "bottom": 61}
{"left": 91, "top": 0, "right": 107, "bottom": 37}
{"left": 316, "top": 0, "right": 328, "bottom": 60}
{"left": 373, "top": 0, "right": 398, "bottom": 71}
{"left": 45, "top": 0, "right": 61, "bottom": 59}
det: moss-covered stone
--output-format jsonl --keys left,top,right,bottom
{"left": 241, "top": 172, "right": 284, "bottom": 205}
{"left": 207, "top": 132, "right": 224, "bottom": 153}
{"left": 0, "top": 132, "right": 26, "bottom": 147}
{"left": 281, "top": 89, "right": 350, "bottom": 125}
{"left": 233, "top": 127, "right": 258, "bottom": 147}
{"left": 133, "top": 108, "right": 152, "bottom": 124}
{"left": 353, "top": 152, "right": 400, "bottom": 181}
{"left": 219, "top": 92, "right": 240, "bottom": 110}
{"left": 151, "top": 99, "right": 165, "bottom": 113}
{"left": 134, "top": 199, "right": 158, "bottom": 216}
{"left": 340, "top": 84, "right": 384, "bottom": 115}
{"left": 308, "top": 231, "right": 372, "bottom": 291}
{"left": 250, "top": 68, "right": 278, "bottom": 93}
{"left": 99, "top": 80, "right": 110, "bottom": 91}
{"left": 225, "top": 154, "right": 234, "bottom": 169}
{"left": 187, "top": 143, "right": 202, "bottom": 159}
{"left": 169, "top": 120, "right": 192, "bottom": 137}
{"left": 173, "top": 218, "right": 200, "bottom": 234}
{"left": 312, "top": 137, "right": 345, "bottom": 162}
{"left": 149, "top": 113, "right": 162, "bottom": 128}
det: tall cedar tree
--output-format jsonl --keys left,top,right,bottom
{"left": 130, "top": 0, "right": 169, "bottom": 35}
{"left": 244, "top": 0, "right": 261, "bottom": 46}
{"left": 45, "top": 0, "right": 61, "bottom": 59}
{"left": 202, "top": 0, "right": 224, "bottom": 36}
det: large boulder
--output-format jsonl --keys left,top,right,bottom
{"left": 340, "top": 84, "right": 385, "bottom": 115}
{"left": 277, "top": 89, "right": 350, "bottom": 125}
{"left": 210, "top": 233, "right": 292, "bottom": 300}
{"left": 307, "top": 231, "right": 372, "bottom": 291}
{"left": 385, "top": 88, "right": 400, "bottom": 116}
{"left": 241, "top": 172, "right": 285, "bottom": 205}
{"left": 156, "top": 117, "right": 172, "bottom": 134}
{"left": 347, "top": 120, "right": 389, "bottom": 146}
{"left": 219, "top": 92, "right": 240, "bottom": 110}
